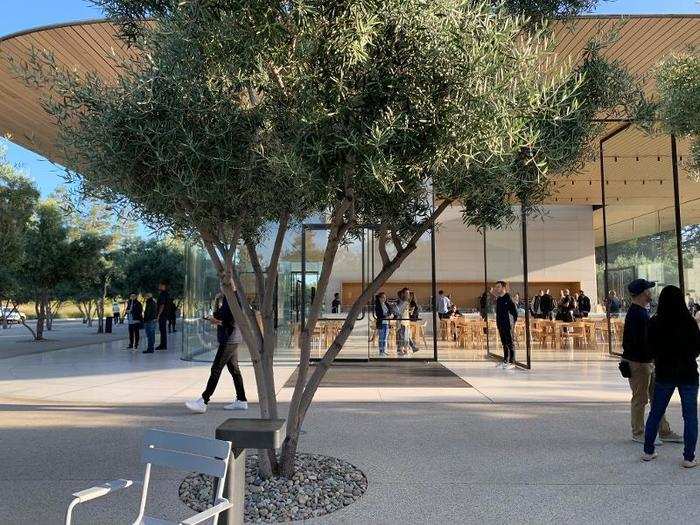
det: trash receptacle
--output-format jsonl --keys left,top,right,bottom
{"left": 105, "top": 316, "right": 113, "bottom": 333}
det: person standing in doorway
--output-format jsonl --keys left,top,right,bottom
{"left": 642, "top": 285, "right": 700, "bottom": 466}
{"left": 331, "top": 292, "right": 341, "bottom": 314}
{"left": 125, "top": 293, "right": 143, "bottom": 351}
{"left": 142, "top": 292, "right": 157, "bottom": 354}
{"left": 493, "top": 281, "right": 517, "bottom": 369}
{"left": 155, "top": 280, "right": 170, "bottom": 350}
{"left": 374, "top": 292, "right": 391, "bottom": 357}
{"left": 437, "top": 290, "right": 452, "bottom": 319}
{"left": 622, "top": 279, "right": 682, "bottom": 445}
{"left": 186, "top": 292, "right": 248, "bottom": 413}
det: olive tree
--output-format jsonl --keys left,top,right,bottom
{"left": 18, "top": 0, "right": 631, "bottom": 476}
{"left": 646, "top": 51, "right": 700, "bottom": 175}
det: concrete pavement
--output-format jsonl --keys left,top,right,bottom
{"left": 1, "top": 337, "right": 698, "bottom": 524}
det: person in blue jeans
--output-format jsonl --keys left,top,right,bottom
{"left": 142, "top": 292, "right": 158, "bottom": 354}
{"left": 643, "top": 285, "right": 700, "bottom": 468}
{"left": 374, "top": 292, "right": 391, "bottom": 357}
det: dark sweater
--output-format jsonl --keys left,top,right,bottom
{"left": 496, "top": 293, "right": 517, "bottom": 327}
{"left": 648, "top": 316, "right": 700, "bottom": 385}
{"left": 143, "top": 298, "right": 157, "bottom": 322}
{"left": 622, "top": 303, "right": 652, "bottom": 363}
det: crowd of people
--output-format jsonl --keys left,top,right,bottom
{"left": 117, "top": 280, "right": 176, "bottom": 353}
{"left": 374, "top": 287, "right": 420, "bottom": 356}
{"left": 530, "top": 288, "right": 592, "bottom": 321}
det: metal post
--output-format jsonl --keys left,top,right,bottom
{"left": 430, "top": 222, "right": 439, "bottom": 362}
{"left": 520, "top": 205, "right": 532, "bottom": 369}
{"left": 671, "top": 134, "right": 685, "bottom": 295}
{"left": 221, "top": 448, "right": 246, "bottom": 525}
{"left": 599, "top": 122, "right": 631, "bottom": 356}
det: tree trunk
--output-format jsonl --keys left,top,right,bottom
{"left": 1, "top": 299, "right": 9, "bottom": 329}
{"left": 279, "top": 200, "right": 451, "bottom": 476}
{"left": 46, "top": 302, "right": 53, "bottom": 331}
{"left": 35, "top": 294, "right": 47, "bottom": 340}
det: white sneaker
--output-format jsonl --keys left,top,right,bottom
{"left": 496, "top": 362, "right": 506, "bottom": 368}
{"left": 506, "top": 363, "right": 516, "bottom": 370}
{"left": 185, "top": 397, "right": 207, "bottom": 414}
{"left": 641, "top": 451, "right": 658, "bottom": 462}
{"left": 224, "top": 400, "right": 248, "bottom": 410}
{"left": 681, "top": 459, "right": 698, "bottom": 468}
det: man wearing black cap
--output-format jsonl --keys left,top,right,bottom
{"left": 622, "top": 279, "right": 682, "bottom": 444}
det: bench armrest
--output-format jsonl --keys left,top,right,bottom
{"left": 72, "top": 479, "right": 134, "bottom": 503}
{"left": 180, "top": 498, "right": 233, "bottom": 525}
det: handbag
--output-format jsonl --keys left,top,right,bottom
{"left": 618, "top": 360, "right": 632, "bottom": 378}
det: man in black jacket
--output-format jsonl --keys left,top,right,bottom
{"left": 155, "top": 280, "right": 170, "bottom": 350}
{"left": 494, "top": 281, "right": 517, "bottom": 369}
{"left": 540, "top": 289, "right": 554, "bottom": 320}
{"left": 622, "top": 279, "right": 681, "bottom": 444}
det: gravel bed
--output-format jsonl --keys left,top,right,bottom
{"left": 179, "top": 453, "right": 367, "bottom": 522}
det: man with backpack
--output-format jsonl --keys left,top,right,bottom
{"left": 186, "top": 292, "right": 248, "bottom": 413}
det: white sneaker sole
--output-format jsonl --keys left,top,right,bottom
{"left": 224, "top": 404, "right": 248, "bottom": 411}
{"left": 185, "top": 403, "right": 206, "bottom": 414}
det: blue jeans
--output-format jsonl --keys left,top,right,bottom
{"left": 644, "top": 381, "right": 698, "bottom": 461}
{"left": 144, "top": 320, "right": 157, "bottom": 352}
{"left": 378, "top": 323, "right": 389, "bottom": 353}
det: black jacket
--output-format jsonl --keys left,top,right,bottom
{"left": 578, "top": 294, "right": 591, "bottom": 314}
{"left": 374, "top": 299, "right": 391, "bottom": 329}
{"left": 496, "top": 293, "right": 517, "bottom": 327}
{"left": 532, "top": 295, "right": 541, "bottom": 313}
{"left": 540, "top": 294, "right": 554, "bottom": 313}
{"left": 143, "top": 298, "right": 157, "bottom": 322}
{"left": 648, "top": 315, "right": 700, "bottom": 385}
{"left": 622, "top": 303, "right": 652, "bottom": 363}
{"left": 214, "top": 296, "right": 236, "bottom": 345}
{"left": 126, "top": 299, "right": 143, "bottom": 322}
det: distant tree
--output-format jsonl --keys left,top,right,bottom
{"left": 0, "top": 147, "right": 39, "bottom": 329}
{"left": 111, "top": 238, "right": 185, "bottom": 301}
{"left": 21, "top": 200, "right": 74, "bottom": 339}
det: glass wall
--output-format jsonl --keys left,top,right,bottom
{"left": 434, "top": 205, "right": 487, "bottom": 361}
{"left": 598, "top": 133, "right": 680, "bottom": 354}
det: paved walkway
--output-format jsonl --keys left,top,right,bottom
{"left": 0, "top": 319, "right": 131, "bottom": 359}
{"left": 1, "top": 338, "right": 697, "bottom": 524}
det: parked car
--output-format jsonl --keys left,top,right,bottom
{"left": 0, "top": 308, "right": 26, "bottom": 324}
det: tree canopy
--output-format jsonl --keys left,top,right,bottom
{"left": 19, "top": 0, "right": 637, "bottom": 476}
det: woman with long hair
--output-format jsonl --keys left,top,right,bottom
{"left": 642, "top": 285, "right": 700, "bottom": 467}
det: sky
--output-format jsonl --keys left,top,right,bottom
{"left": 1, "top": 0, "right": 699, "bottom": 214}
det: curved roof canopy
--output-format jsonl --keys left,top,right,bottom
{"left": 0, "top": 14, "right": 698, "bottom": 222}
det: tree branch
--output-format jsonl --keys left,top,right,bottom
{"left": 390, "top": 229, "right": 404, "bottom": 253}
{"left": 262, "top": 211, "right": 290, "bottom": 315}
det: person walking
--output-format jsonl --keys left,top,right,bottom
{"left": 142, "top": 292, "right": 157, "bottom": 354}
{"left": 155, "top": 280, "right": 170, "bottom": 350}
{"left": 641, "top": 285, "right": 700, "bottom": 466}
{"left": 374, "top": 292, "right": 391, "bottom": 357}
{"left": 186, "top": 293, "right": 248, "bottom": 413}
{"left": 125, "top": 293, "right": 143, "bottom": 351}
{"left": 622, "top": 278, "right": 682, "bottom": 445}
{"left": 494, "top": 281, "right": 517, "bottom": 369}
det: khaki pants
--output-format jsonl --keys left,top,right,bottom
{"left": 628, "top": 361, "right": 672, "bottom": 438}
